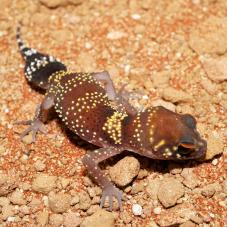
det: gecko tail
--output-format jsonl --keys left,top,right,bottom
{"left": 16, "top": 27, "right": 28, "bottom": 59}
{"left": 16, "top": 27, "right": 67, "bottom": 90}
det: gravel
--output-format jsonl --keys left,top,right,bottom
{"left": 0, "top": 0, "right": 226, "bottom": 226}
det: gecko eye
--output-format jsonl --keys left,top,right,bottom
{"left": 182, "top": 114, "right": 196, "bottom": 129}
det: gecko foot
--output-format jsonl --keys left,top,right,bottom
{"left": 100, "top": 185, "right": 123, "bottom": 211}
{"left": 14, "top": 119, "right": 47, "bottom": 142}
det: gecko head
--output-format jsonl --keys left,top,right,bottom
{"left": 144, "top": 107, "right": 207, "bottom": 161}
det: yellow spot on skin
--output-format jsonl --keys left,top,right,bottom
{"left": 154, "top": 139, "right": 165, "bottom": 150}
{"left": 103, "top": 111, "right": 127, "bottom": 144}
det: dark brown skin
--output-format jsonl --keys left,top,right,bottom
{"left": 15, "top": 28, "right": 207, "bottom": 211}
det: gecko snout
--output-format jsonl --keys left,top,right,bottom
{"left": 177, "top": 138, "right": 207, "bottom": 160}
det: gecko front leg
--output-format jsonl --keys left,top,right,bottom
{"left": 15, "top": 94, "right": 55, "bottom": 142}
{"left": 82, "top": 147, "right": 124, "bottom": 211}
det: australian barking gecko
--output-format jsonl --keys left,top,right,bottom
{"left": 15, "top": 28, "right": 207, "bottom": 211}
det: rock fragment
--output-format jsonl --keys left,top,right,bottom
{"left": 36, "top": 211, "right": 49, "bottom": 227}
{"left": 49, "top": 214, "right": 64, "bottom": 227}
{"left": 9, "top": 190, "right": 26, "bottom": 205}
{"left": 39, "top": 0, "right": 82, "bottom": 8}
{"left": 0, "top": 197, "right": 10, "bottom": 207}
{"left": 34, "top": 160, "right": 46, "bottom": 172}
{"left": 1, "top": 205, "right": 15, "bottom": 220}
{"left": 205, "top": 133, "right": 223, "bottom": 160}
{"left": 201, "top": 56, "right": 227, "bottom": 82}
{"left": 189, "top": 16, "right": 227, "bottom": 55}
{"left": 156, "top": 203, "right": 195, "bottom": 226}
{"left": 180, "top": 220, "right": 196, "bottom": 227}
{"left": 157, "top": 177, "right": 185, "bottom": 208}
{"left": 109, "top": 156, "right": 140, "bottom": 187}
{"left": 0, "top": 173, "right": 17, "bottom": 196}
{"left": 181, "top": 168, "right": 199, "bottom": 189}
{"left": 48, "top": 192, "right": 71, "bottom": 213}
{"left": 80, "top": 209, "right": 115, "bottom": 227}
{"left": 146, "top": 178, "right": 161, "bottom": 200}
{"left": 63, "top": 212, "right": 82, "bottom": 227}
{"left": 32, "top": 174, "right": 57, "bottom": 194}
{"left": 150, "top": 99, "right": 176, "bottom": 112}
{"left": 162, "top": 87, "right": 193, "bottom": 103}
{"left": 79, "top": 191, "right": 91, "bottom": 211}
{"left": 201, "top": 183, "right": 222, "bottom": 198}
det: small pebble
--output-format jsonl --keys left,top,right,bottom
{"left": 153, "top": 207, "right": 162, "bottom": 215}
{"left": 132, "top": 204, "right": 142, "bottom": 216}
{"left": 211, "top": 158, "right": 218, "bottom": 166}
{"left": 131, "top": 14, "right": 141, "bottom": 20}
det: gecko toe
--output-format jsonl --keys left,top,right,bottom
{"left": 100, "top": 185, "right": 123, "bottom": 211}
{"left": 16, "top": 119, "right": 47, "bottom": 142}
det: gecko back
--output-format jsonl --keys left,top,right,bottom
{"left": 16, "top": 27, "right": 67, "bottom": 90}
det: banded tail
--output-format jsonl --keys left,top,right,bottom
{"left": 16, "top": 27, "right": 67, "bottom": 90}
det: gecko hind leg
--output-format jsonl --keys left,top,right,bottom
{"left": 82, "top": 147, "right": 124, "bottom": 211}
{"left": 92, "top": 71, "right": 137, "bottom": 115}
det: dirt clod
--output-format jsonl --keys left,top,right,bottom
{"left": 78, "top": 191, "right": 91, "bottom": 211}
{"left": 158, "top": 177, "right": 185, "bottom": 208}
{"left": 201, "top": 56, "right": 227, "bottom": 82}
{"left": 80, "top": 209, "right": 115, "bottom": 227}
{"left": 181, "top": 168, "right": 199, "bottom": 189}
{"left": 36, "top": 210, "right": 49, "bottom": 227}
{"left": 0, "top": 173, "right": 17, "bottom": 196}
{"left": 205, "top": 133, "right": 223, "bottom": 160}
{"left": 39, "top": 0, "right": 82, "bottom": 8}
{"left": 48, "top": 192, "right": 71, "bottom": 213}
{"left": 162, "top": 87, "right": 193, "bottom": 104}
{"left": 63, "top": 212, "right": 81, "bottom": 227}
{"left": 109, "top": 156, "right": 140, "bottom": 187}
{"left": 189, "top": 16, "right": 227, "bottom": 55}
{"left": 32, "top": 174, "right": 57, "bottom": 194}
{"left": 49, "top": 213, "right": 64, "bottom": 227}
{"left": 9, "top": 190, "right": 26, "bottom": 205}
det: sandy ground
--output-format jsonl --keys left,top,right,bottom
{"left": 0, "top": 0, "right": 226, "bottom": 226}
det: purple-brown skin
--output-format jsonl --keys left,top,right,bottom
{"left": 15, "top": 28, "right": 207, "bottom": 211}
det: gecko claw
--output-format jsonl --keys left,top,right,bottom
{"left": 100, "top": 185, "right": 123, "bottom": 211}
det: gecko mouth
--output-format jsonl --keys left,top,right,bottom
{"left": 177, "top": 140, "right": 207, "bottom": 160}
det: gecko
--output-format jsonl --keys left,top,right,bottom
{"left": 15, "top": 28, "right": 207, "bottom": 211}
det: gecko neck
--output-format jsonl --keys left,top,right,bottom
{"left": 121, "top": 111, "right": 147, "bottom": 151}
